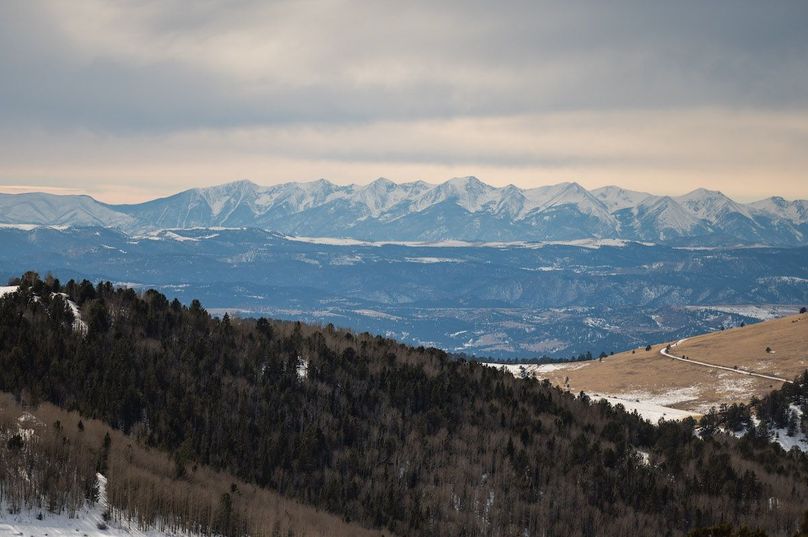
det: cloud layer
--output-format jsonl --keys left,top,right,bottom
{"left": 1, "top": 1, "right": 807, "bottom": 202}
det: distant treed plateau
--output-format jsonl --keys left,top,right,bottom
{"left": 0, "top": 226, "right": 805, "bottom": 359}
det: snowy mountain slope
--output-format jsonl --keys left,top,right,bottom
{"left": 675, "top": 188, "right": 756, "bottom": 221}
{"left": 613, "top": 196, "right": 708, "bottom": 241}
{"left": 532, "top": 182, "right": 616, "bottom": 221}
{"left": 750, "top": 196, "right": 808, "bottom": 224}
{"left": 591, "top": 186, "right": 654, "bottom": 212}
{"left": 0, "top": 192, "right": 136, "bottom": 228}
{"left": 3, "top": 179, "right": 808, "bottom": 245}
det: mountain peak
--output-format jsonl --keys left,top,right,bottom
{"left": 675, "top": 187, "right": 753, "bottom": 221}
{"left": 366, "top": 177, "right": 396, "bottom": 190}
{"left": 591, "top": 185, "right": 653, "bottom": 212}
{"left": 561, "top": 181, "right": 585, "bottom": 191}
{"left": 197, "top": 179, "right": 257, "bottom": 192}
{"left": 229, "top": 178, "right": 258, "bottom": 187}
{"left": 444, "top": 176, "right": 486, "bottom": 188}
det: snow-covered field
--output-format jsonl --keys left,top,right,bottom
{"left": 598, "top": 396, "right": 696, "bottom": 422}
{"left": 487, "top": 361, "right": 592, "bottom": 379}
{"left": 587, "top": 386, "right": 700, "bottom": 422}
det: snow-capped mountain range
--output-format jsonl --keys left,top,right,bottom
{"left": 1, "top": 177, "right": 807, "bottom": 245}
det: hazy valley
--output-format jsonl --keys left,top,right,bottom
{"left": 0, "top": 224, "right": 805, "bottom": 359}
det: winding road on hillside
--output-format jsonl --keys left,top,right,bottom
{"left": 660, "top": 339, "right": 792, "bottom": 384}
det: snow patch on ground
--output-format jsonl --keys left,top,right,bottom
{"left": 771, "top": 428, "right": 808, "bottom": 452}
{"left": 296, "top": 356, "right": 308, "bottom": 380}
{"left": 771, "top": 405, "right": 808, "bottom": 452}
{"left": 486, "top": 362, "right": 698, "bottom": 422}
{"left": 463, "top": 333, "right": 514, "bottom": 353}
{"left": 329, "top": 255, "right": 362, "bottom": 266}
{"left": 288, "top": 236, "right": 651, "bottom": 250}
{"left": 715, "top": 372, "right": 758, "bottom": 397}
{"left": 482, "top": 360, "right": 591, "bottom": 379}
{"left": 757, "top": 276, "right": 808, "bottom": 285}
{"left": 0, "top": 475, "right": 191, "bottom": 537}
{"left": 354, "top": 309, "right": 402, "bottom": 321}
{"left": 0, "top": 288, "right": 86, "bottom": 334}
{"left": 0, "top": 286, "right": 17, "bottom": 297}
{"left": 635, "top": 449, "right": 651, "bottom": 466}
{"left": 404, "top": 257, "right": 465, "bottom": 264}
{"left": 0, "top": 224, "right": 71, "bottom": 231}
{"left": 139, "top": 231, "right": 194, "bottom": 242}
{"left": 684, "top": 304, "right": 799, "bottom": 320}
{"left": 521, "top": 266, "right": 561, "bottom": 272}
{"left": 53, "top": 293, "right": 88, "bottom": 334}
{"left": 597, "top": 396, "right": 697, "bottom": 422}
{"left": 607, "top": 387, "right": 701, "bottom": 408}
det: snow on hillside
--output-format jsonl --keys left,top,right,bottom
{"left": 0, "top": 193, "right": 136, "bottom": 228}
{"left": 770, "top": 405, "right": 808, "bottom": 452}
{"left": 296, "top": 356, "right": 308, "bottom": 379}
{"left": 287, "top": 236, "right": 646, "bottom": 249}
{"left": 492, "top": 361, "right": 592, "bottom": 378}
{"left": 1, "top": 472, "right": 193, "bottom": 537}
{"left": 484, "top": 362, "right": 698, "bottom": 422}
{"left": 412, "top": 176, "right": 500, "bottom": 213}
{"left": 0, "top": 287, "right": 87, "bottom": 333}
{"left": 0, "top": 286, "right": 17, "bottom": 297}
{"left": 636, "top": 196, "right": 702, "bottom": 235}
{"left": 161, "top": 180, "right": 808, "bottom": 246}
{"left": 750, "top": 197, "right": 808, "bottom": 224}
{"left": 674, "top": 188, "right": 755, "bottom": 221}
{"left": 53, "top": 292, "right": 88, "bottom": 334}
{"left": 591, "top": 186, "right": 653, "bottom": 212}
{"left": 746, "top": 410, "right": 808, "bottom": 453}
{"left": 598, "top": 396, "right": 696, "bottom": 422}
{"left": 3, "top": 178, "right": 808, "bottom": 245}
{"left": 534, "top": 182, "right": 615, "bottom": 222}
{"left": 685, "top": 304, "right": 800, "bottom": 320}
{"left": 135, "top": 179, "right": 806, "bottom": 230}
{"left": 156, "top": 179, "right": 806, "bottom": 234}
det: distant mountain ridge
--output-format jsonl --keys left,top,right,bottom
{"left": 2, "top": 177, "right": 807, "bottom": 245}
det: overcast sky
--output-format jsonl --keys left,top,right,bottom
{"left": 1, "top": 1, "right": 807, "bottom": 203}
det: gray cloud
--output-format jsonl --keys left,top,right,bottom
{"left": 1, "top": 1, "right": 807, "bottom": 133}
{"left": 1, "top": 0, "right": 807, "bottom": 202}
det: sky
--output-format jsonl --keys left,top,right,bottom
{"left": 1, "top": 1, "right": 807, "bottom": 204}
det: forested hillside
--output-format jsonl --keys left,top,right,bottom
{"left": 2, "top": 273, "right": 808, "bottom": 536}
{"left": 0, "top": 393, "right": 384, "bottom": 537}
{"left": 705, "top": 371, "right": 808, "bottom": 448}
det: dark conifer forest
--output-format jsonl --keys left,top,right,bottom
{"left": 2, "top": 273, "right": 808, "bottom": 537}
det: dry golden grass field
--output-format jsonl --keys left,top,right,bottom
{"left": 500, "top": 312, "right": 808, "bottom": 418}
